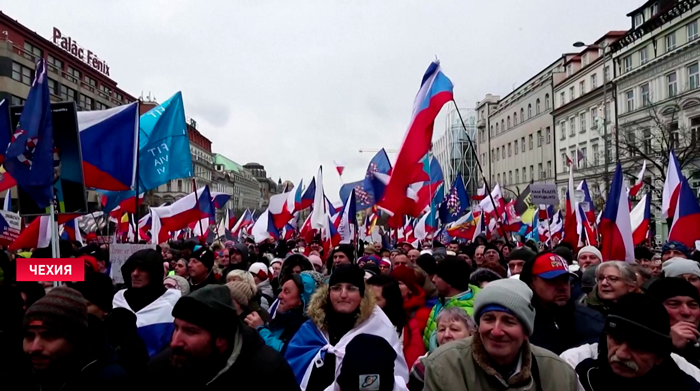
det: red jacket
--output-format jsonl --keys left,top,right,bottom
{"left": 402, "top": 287, "right": 430, "bottom": 366}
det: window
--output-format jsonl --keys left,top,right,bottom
{"left": 502, "top": 146, "right": 505, "bottom": 159}
{"left": 545, "top": 94, "right": 550, "bottom": 110}
{"left": 640, "top": 46, "right": 648, "bottom": 65}
{"left": 569, "top": 87, "right": 575, "bottom": 101}
{"left": 670, "top": 122, "right": 680, "bottom": 149}
{"left": 547, "top": 161, "right": 552, "bottom": 178}
{"left": 60, "top": 85, "right": 77, "bottom": 102}
{"left": 652, "top": 2, "right": 659, "bottom": 15}
{"left": 591, "top": 107, "right": 597, "bottom": 128}
{"left": 490, "top": 125, "right": 493, "bottom": 137}
{"left": 538, "top": 163, "right": 543, "bottom": 180}
{"left": 606, "top": 137, "right": 613, "bottom": 162}
{"left": 562, "top": 153, "right": 568, "bottom": 171}
{"left": 605, "top": 102, "right": 611, "bottom": 122}
{"left": 583, "top": 52, "right": 590, "bottom": 66}
{"left": 515, "top": 169, "right": 519, "bottom": 183}
{"left": 520, "top": 108, "right": 525, "bottom": 122}
{"left": 666, "top": 33, "right": 676, "bottom": 51}
{"left": 508, "top": 143, "right": 512, "bottom": 157}
{"left": 84, "top": 76, "right": 96, "bottom": 92}
{"left": 580, "top": 113, "right": 587, "bottom": 133}
{"left": 530, "top": 165, "right": 534, "bottom": 181}
{"left": 11, "top": 95, "right": 25, "bottom": 106}
{"left": 491, "top": 149, "right": 495, "bottom": 162}
{"left": 507, "top": 116, "right": 511, "bottom": 129}
{"left": 643, "top": 128, "right": 652, "bottom": 154}
{"left": 514, "top": 112, "right": 518, "bottom": 125}
{"left": 47, "top": 55, "right": 63, "bottom": 74}
{"left": 689, "top": 63, "right": 699, "bottom": 90}
{"left": 501, "top": 120, "right": 505, "bottom": 133}
{"left": 522, "top": 167, "right": 527, "bottom": 182}
{"left": 624, "top": 56, "right": 633, "bottom": 72}
{"left": 626, "top": 90, "right": 635, "bottom": 112}
{"left": 537, "top": 130, "right": 542, "bottom": 147}
{"left": 521, "top": 137, "right": 525, "bottom": 152}
{"left": 627, "top": 130, "right": 637, "bottom": 157}
{"left": 79, "top": 94, "right": 93, "bottom": 111}
{"left": 570, "top": 117, "right": 576, "bottom": 136}
{"left": 560, "top": 121, "right": 567, "bottom": 140}
{"left": 47, "top": 78, "right": 58, "bottom": 96}
{"left": 592, "top": 144, "right": 600, "bottom": 166}
{"left": 496, "top": 123, "right": 499, "bottom": 134}
{"left": 688, "top": 20, "right": 699, "bottom": 41}
{"left": 67, "top": 66, "right": 80, "bottom": 83}
{"left": 691, "top": 118, "right": 700, "bottom": 145}
{"left": 528, "top": 104, "right": 532, "bottom": 118}
{"left": 95, "top": 101, "right": 108, "bottom": 110}
{"left": 580, "top": 148, "right": 587, "bottom": 168}
{"left": 604, "top": 66, "right": 610, "bottom": 82}
{"left": 514, "top": 140, "right": 519, "bottom": 155}
{"left": 536, "top": 99, "right": 541, "bottom": 114}
{"left": 497, "top": 174, "right": 501, "bottom": 184}
{"left": 529, "top": 134, "right": 533, "bottom": 149}
{"left": 509, "top": 171, "right": 512, "bottom": 185}
{"left": 641, "top": 83, "right": 650, "bottom": 106}
{"left": 567, "top": 64, "right": 573, "bottom": 76}
{"left": 580, "top": 80, "right": 586, "bottom": 95}
{"left": 23, "top": 41, "right": 42, "bottom": 61}
{"left": 667, "top": 72, "right": 678, "bottom": 97}
{"left": 546, "top": 127, "right": 551, "bottom": 144}
{"left": 12, "top": 62, "right": 32, "bottom": 85}
{"left": 634, "top": 13, "right": 644, "bottom": 28}
{"left": 560, "top": 92, "right": 566, "bottom": 107}
{"left": 591, "top": 73, "right": 598, "bottom": 89}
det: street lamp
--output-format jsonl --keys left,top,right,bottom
{"left": 572, "top": 40, "right": 611, "bottom": 184}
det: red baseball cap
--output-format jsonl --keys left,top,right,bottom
{"left": 531, "top": 253, "right": 574, "bottom": 279}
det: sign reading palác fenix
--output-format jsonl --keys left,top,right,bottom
{"left": 52, "top": 27, "right": 110, "bottom": 77}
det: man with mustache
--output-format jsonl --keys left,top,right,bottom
{"left": 4, "top": 287, "right": 127, "bottom": 390}
{"left": 561, "top": 293, "right": 700, "bottom": 391}
{"left": 145, "top": 284, "right": 299, "bottom": 390}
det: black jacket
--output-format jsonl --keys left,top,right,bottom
{"left": 530, "top": 300, "right": 605, "bottom": 355}
{"left": 144, "top": 323, "right": 299, "bottom": 390}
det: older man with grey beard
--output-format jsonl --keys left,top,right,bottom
{"left": 561, "top": 293, "right": 700, "bottom": 391}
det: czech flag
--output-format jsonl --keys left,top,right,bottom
{"left": 628, "top": 160, "right": 646, "bottom": 197}
{"left": 668, "top": 178, "right": 700, "bottom": 249}
{"left": 77, "top": 102, "right": 139, "bottom": 190}
{"left": 231, "top": 209, "right": 254, "bottom": 237}
{"left": 333, "top": 160, "right": 345, "bottom": 176}
{"left": 269, "top": 191, "right": 294, "bottom": 229}
{"left": 150, "top": 186, "right": 213, "bottom": 234}
{"left": 337, "top": 189, "right": 357, "bottom": 244}
{"left": 211, "top": 192, "right": 231, "bottom": 211}
{"left": 378, "top": 61, "right": 453, "bottom": 216}
{"left": 60, "top": 217, "right": 82, "bottom": 243}
{"left": 562, "top": 158, "right": 579, "bottom": 250}
{"left": 599, "top": 162, "right": 635, "bottom": 263}
{"left": 662, "top": 150, "right": 685, "bottom": 219}
{"left": 630, "top": 192, "right": 651, "bottom": 246}
{"left": 299, "top": 177, "right": 316, "bottom": 211}
{"left": 251, "top": 210, "right": 279, "bottom": 243}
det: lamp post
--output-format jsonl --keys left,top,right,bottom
{"left": 573, "top": 40, "right": 611, "bottom": 185}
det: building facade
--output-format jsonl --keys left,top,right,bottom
{"left": 477, "top": 59, "right": 563, "bottom": 199}
{"left": 553, "top": 32, "right": 626, "bottom": 209}
{"left": 433, "top": 104, "right": 479, "bottom": 197}
{"left": 214, "top": 153, "right": 262, "bottom": 213}
{"left": 611, "top": 0, "right": 700, "bottom": 240}
{"left": 243, "top": 162, "right": 279, "bottom": 208}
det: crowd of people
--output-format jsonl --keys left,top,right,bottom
{"left": 1, "top": 233, "right": 700, "bottom": 390}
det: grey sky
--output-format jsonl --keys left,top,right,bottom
{"left": 5, "top": 0, "right": 641, "bottom": 200}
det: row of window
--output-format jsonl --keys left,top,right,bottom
{"left": 623, "top": 63, "right": 699, "bottom": 113}
{"left": 22, "top": 41, "right": 127, "bottom": 103}
{"left": 12, "top": 62, "right": 109, "bottom": 110}
{"left": 491, "top": 162, "right": 552, "bottom": 186}
{"left": 559, "top": 103, "right": 609, "bottom": 141}
{"left": 622, "top": 19, "right": 699, "bottom": 75}
{"left": 489, "top": 95, "right": 551, "bottom": 137}
{"left": 489, "top": 127, "right": 552, "bottom": 163}
{"left": 558, "top": 68, "right": 609, "bottom": 108}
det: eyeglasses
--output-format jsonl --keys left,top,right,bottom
{"left": 330, "top": 284, "right": 360, "bottom": 294}
{"left": 597, "top": 275, "right": 621, "bottom": 283}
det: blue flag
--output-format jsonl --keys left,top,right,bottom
{"left": 5, "top": 59, "right": 54, "bottom": 209}
{"left": 439, "top": 175, "right": 469, "bottom": 225}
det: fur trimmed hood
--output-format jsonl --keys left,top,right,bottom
{"left": 306, "top": 283, "right": 376, "bottom": 332}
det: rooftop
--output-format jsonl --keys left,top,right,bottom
{"left": 213, "top": 153, "right": 247, "bottom": 173}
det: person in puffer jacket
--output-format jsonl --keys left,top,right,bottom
{"left": 244, "top": 273, "right": 322, "bottom": 353}
{"left": 423, "top": 257, "right": 480, "bottom": 350}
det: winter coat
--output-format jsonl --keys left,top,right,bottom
{"left": 284, "top": 284, "right": 409, "bottom": 391}
{"left": 423, "top": 333, "right": 578, "bottom": 391}
{"left": 423, "top": 285, "right": 481, "bottom": 350}
{"left": 577, "top": 286, "right": 613, "bottom": 317}
{"left": 189, "top": 269, "right": 218, "bottom": 292}
{"left": 257, "top": 278, "right": 275, "bottom": 310}
{"left": 529, "top": 300, "right": 604, "bottom": 355}
{"left": 561, "top": 343, "right": 700, "bottom": 391}
{"left": 402, "top": 287, "right": 430, "bottom": 366}
{"left": 145, "top": 322, "right": 300, "bottom": 391}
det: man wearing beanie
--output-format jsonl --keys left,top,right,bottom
{"left": 331, "top": 243, "right": 356, "bottom": 269}
{"left": 561, "top": 293, "right": 700, "bottom": 390}
{"left": 649, "top": 278, "right": 700, "bottom": 370}
{"left": 284, "top": 264, "right": 409, "bottom": 390}
{"left": 423, "top": 256, "right": 480, "bottom": 350}
{"left": 188, "top": 247, "right": 218, "bottom": 291}
{"left": 424, "top": 279, "right": 578, "bottom": 391}
{"left": 113, "top": 249, "right": 181, "bottom": 357}
{"left": 5, "top": 287, "right": 128, "bottom": 391}
{"left": 662, "top": 258, "right": 700, "bottom": 292}
{"left": 145, "top": 285, "right": 299, "bottom": 390}
{"left": 663, "top": 240, "right": 691, "bottom": 261}
{"left": 577, "top": 245, "right": 602, "bottom": 272}
{"left": 507, "top": 246, "right": 535, "bottom": 276}
{"left": 520, "top": 252, "right": 604, "bottom": 355}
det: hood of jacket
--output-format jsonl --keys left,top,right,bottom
{"left": 306, "top": 283, "right": 375, "bottom": 332}
{"left": 121, "top": 249, "right": 165, "bottom": 289}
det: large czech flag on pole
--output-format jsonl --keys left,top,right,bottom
{"left": 630, "top": 192, "right": 651, "bottom": 246}
{"left": 378, "top": 61, "right": 453, "bottom": 216}
{"left": 599, "top": 162, "right": 635, "bottom": 263}
{"left": 562, "top": 160, "right": 579, "bottom": 250}
{"left": 662, "top": 150, "right": 684, "bottom": 219}
{"left": 668, "top": 178, "right": 700, "bottom": 249}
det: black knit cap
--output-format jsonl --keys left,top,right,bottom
{"left": 172, "top": 285, "right": 238, "bottom": 337}
{"left": 69, "top": 272, "right": 115, "bottom": 313}
{"left": 329, "top": 264, "right": 365, "bottom": 297}
{"left": 605, "top": 293, "right": 671, "bottom": 355}
{"left": 435, "top": 256, "right": 472, "bottom": 291}
{"left": 508, "top": 247, "right": 536, "bottom": 263}
{"left": 24, "top": 286, "right": 88, "bottom": 341}
{"left": 190, "top": 247, "right": 215, "bottom": 271}
{"left": 416, "top": 254, "right": 437, "bottom": 276}
{"left": 337, "top": 334, "right": 396, "bottom": 391}
{"left": 647, "top": 277, "right": 700, "bottom": 304}
{"left": 634, "top": 246, "right": 655, "bottom": 261}
{"left": 332, "top": 244, "right": 356, "bottom": 264}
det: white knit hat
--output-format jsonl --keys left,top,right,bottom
{"left": 578, "top": 245, "right": 603, "bottom": 261}
{"left": 662, "top": 257, "right": 700, "bottom": 278}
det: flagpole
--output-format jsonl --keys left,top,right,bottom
{"left": 451, "top": 100, "right": 508, "bottom": 239}
{"left": 133, "top": 100, "right": 141, "bottom": 244}
{"left": 50, "top": 202, "right": 60, "bottom": 288}
{"left": 191, "top": 178, "right": 206, "bottom": 242}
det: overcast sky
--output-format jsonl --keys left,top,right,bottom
{"left": 5, "top": 0, "right": 641, "bottom": 200}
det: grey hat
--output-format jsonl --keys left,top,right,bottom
{"left": 473, "top": 279, "right": 536, "bottom": 336}
{"left": 662, "top": 257, "right": 700, "bottom": 278}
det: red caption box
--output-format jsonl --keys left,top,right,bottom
{"left": 16, "top": 258, "right": 85, "bottom": 282}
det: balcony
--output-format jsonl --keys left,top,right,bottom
{"left": 477, "top": 118, "right": 486, "bottom": 128}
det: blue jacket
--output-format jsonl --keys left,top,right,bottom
{"left": 529, "top": 300, "right": 604, "bottom": 355}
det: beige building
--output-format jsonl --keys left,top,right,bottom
{"left": 477, "top": 58, "right": 563, "bottom": 198}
